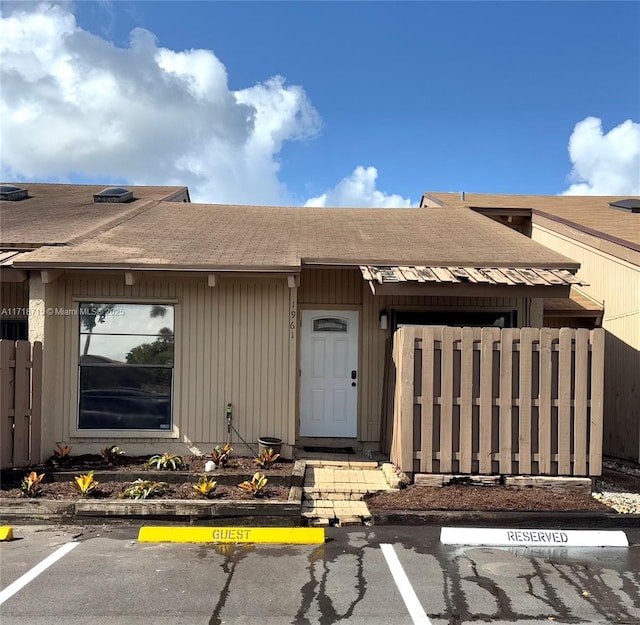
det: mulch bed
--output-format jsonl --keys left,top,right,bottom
{"left": 0, "top": 481, "right": 290, "bottom": 501}
{"left": 0, "top": 454, "right": 293, "bottom": 501}
{"left": 366, "top": 484, "right": 614, "bottom": 512}
{"left": 36, "top": 454, "right": 294, "bottom": 475}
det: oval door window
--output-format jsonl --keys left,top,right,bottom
{"left": 313, "top": 317, "right": 348, "bottom": 332}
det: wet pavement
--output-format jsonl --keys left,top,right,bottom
{"left": 1, "top": 524, "right": 639, "bottom": 624}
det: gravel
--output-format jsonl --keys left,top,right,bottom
{"left": 591, "top": 460, "right": 640, "bottom": 514}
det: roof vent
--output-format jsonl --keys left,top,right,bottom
{"left": 609, "top": 199, "right": 640, "bottom": 213}
{"left": 93, "top": 187, "right": 134, "bottom": 204}
{"left": 0, "top": 185, "right": 29, "bottom": 201}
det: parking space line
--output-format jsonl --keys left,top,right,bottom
{"left": 380, "top": 543, "right": 432, "bottom": 625}
{"left": 0, "top": 542, "right": 79, "bottom": 606}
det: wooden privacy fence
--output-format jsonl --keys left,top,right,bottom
{"left": 390, "top": 327, "right": 604, "bottom": 477}
{"left": 0, "top": 340, "right": 42, "bottom": 469}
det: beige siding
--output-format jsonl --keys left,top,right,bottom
{"left": 300, "top": 268, "right": 521, "bottom": 444}
{"left": 533, "top": 223, "right": 640, "bottom": 461}
{"left": 39, "top": 274, "right": 295, "bottom": 457}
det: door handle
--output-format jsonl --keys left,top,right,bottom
{"left": 351, "top": 370, "right": 357, "bottom": 380}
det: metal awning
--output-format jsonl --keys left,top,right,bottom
{"left": 360, "top": 265, "right": 584, "bottom": 297}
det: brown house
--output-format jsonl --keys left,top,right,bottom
{"left": 1, "top": 183, "right": 583, "bottom": 461}
{"left": 421, "top": 192, "right": 640, "bottom": 463}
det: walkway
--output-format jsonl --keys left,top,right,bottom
{"left": 301, "top": 460, "right": 398, "bottom": 526}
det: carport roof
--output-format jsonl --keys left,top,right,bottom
{"left": 14, "top": 202, "right": 579, "bottom": 272}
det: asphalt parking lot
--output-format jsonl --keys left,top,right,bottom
{"left": 1, "top": 524, "right": 639, "bottom": 624}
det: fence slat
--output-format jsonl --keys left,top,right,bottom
{"left": 0, "top": 341, "right": 15, "bottom": 469}
{"left": 589, "top": 329, "right": 605, "bottom": 476}
{"left": 558, "top": 328, "right": 573, "bottom": 474}
{"left": 420, "top": 327, "right": 437, "bottom": 473}
{"left": 573, "top": 329, "right": 589, "bottom": 475}
{"left": 479, "top": 327, "right": 497, "bottom": 473}
{"left": 518, "top": 328, "right": 536, "bottom": 475}
{"left": 459, "top": 327, "right": 474, "bottom": 473}
{"left": 440, "top": 327, "right": 455, "bottom": 473}
{"left": 539, "top": 329, "right": 554, "bottom": 475}
{"left": 30, "top": 341, "right": 43, "bottom": 465}
{"left": 398, "top": 326, "right": 416, "bottom": 472}
{"left": 13, "top": 341, "right": 30, "bottom": 467}
{"left": 499, "top": 329, "right": 515, "bottom": 473}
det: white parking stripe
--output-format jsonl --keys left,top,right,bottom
{"left": 380, "top": 543, "right": 432, "bottom": 625}
{"left": 0, "top": 542, "right": 79, "bottom": 605}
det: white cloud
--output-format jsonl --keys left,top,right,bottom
{"left": 304, "top": 166, "right": 416, "bottom": 207}
{"left": 0, "top": 2, "right": 321, "bottom": 204}
{"left": 562, "top": 117, "right": 640, "bottom": 195}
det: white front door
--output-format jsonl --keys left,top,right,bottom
{"left": 299, "top": 310, "right": 358, "bottom": 438}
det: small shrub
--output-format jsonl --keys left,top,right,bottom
{"left": 210, "top": 443, "right": 232, "bottom": 468}
{"left": 120, "top": 479, "right": 165, "bottom": 500}
{"left": 73, "top": 470, "right": 99, "bottom": 497}
{"left": 100, "top": 445, "right": 125, "bottom": 464}
{"left": 52, "top": 443, "right": 72, "bottom": 466}
{"left": 238, "top": 472, "right": 268, "bottom": 497}
{"left": 21, "top": 471, "right": 45, "bottom": 498}
{"left": 193, "top": 475, "right": 217, "bottom": 499}
{"left": 254, "top": 448, "right": 280, "bottom": 469}
{"left": 145, "top": 453, "right": 185, "bottom": 471}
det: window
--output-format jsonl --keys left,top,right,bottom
{"left": 313, "top": 317, "right": 348, "bottom": 332}
{"left": 393, "top": 310, "right": 515, "bottom": 330}
{"left": 78, "top": 303, "right": 174, "bottom": 430}
{"left": 0, "top": 319, "right": 28, "bottom": 340}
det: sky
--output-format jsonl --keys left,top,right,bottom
{"left": 1, "top": 1, "right": 639, "bottom": 206}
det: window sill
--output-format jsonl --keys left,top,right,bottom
{"left": 69, "top": 428, "right": 179, "bottom": 439}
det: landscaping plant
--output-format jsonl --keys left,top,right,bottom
{"left": 210, "top": 443, "right": 233, "bottom": 468}
{"left": 144, "top": 453, "right": 185, "bottom": 471}
{"left": 120, "top": 479, "right": 165, "bottom": 500}
{"left": 21, "top": 471, "right": 45, "bottom": 497}
{"left": 192, "top": 475, "right": 217, "bottom": 499}
{"left": 100, "top": 445, "right": 125, "bottom": 464}
{"left": 238, "top": 472, "right": 268, "bottom": 497}
{"left": 73, "top": 470, "right": 99, "bottom": 497}
{"left": 52, "top": 443, "right": 72, "bottom": 466}
{"left": 254, "top": 447, "right": 280, "bottom": 469}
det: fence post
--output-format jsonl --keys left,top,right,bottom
{"left": 31, "top": 341, "right": 43, "bottom": 464}
{"left": 589, "top": 328, "right": 605, "bottom": 476}
{"left": 392, "top": 327, "right": 416, "bottom": 473}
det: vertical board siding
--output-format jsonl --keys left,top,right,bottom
{"left": 533, "top": 223, "right": 640, "bottom": 462}
{"left": 1, "top": 282, "right": 29, "bottom": 315}
{"left": 390, "top": 327, "right": 605, "bottom": 476}
{"left": 0, "top": 340, "right": 42, "bottom": 468}
{"left": 51, "top": 275, "right": 293, "bottom": 451}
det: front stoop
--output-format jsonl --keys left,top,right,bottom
{"left": 301, "top": 461, "right": 396, "bottom": 527}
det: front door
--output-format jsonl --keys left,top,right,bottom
{"left": 299, "top": 310, "right": 358, "bottom": 438}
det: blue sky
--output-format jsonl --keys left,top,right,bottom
{"left": 1, "top": 1, "right": 639, "bottom": 205}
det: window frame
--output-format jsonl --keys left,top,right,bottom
{"left": 71, "top": 298, "right": 180, "bottom": 438}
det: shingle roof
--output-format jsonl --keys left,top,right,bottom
{"left": 422, "top": 192, "right": 640, "bottom": 248}
{"left": 15, "top": 201, "right": 578, "bottom": 271}
{"left": 0, "top": 183, "right": 189, "bottom": 248}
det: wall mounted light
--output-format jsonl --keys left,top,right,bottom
{"left": 379, "top": 310, "right": 388, "bottom": 330}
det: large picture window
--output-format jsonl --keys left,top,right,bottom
{"left": 78, "top": 303, "right": 174, "bottom": 430}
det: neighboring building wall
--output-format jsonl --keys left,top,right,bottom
{"left": 0, "top": 282, "right": 29, "bottom": 339}
{"left": 299, "top": 268, "right": 525, "bottom": 444}
{"left": 532, "top": 221, "right": 640, "bottom": 462}
{"left": 36, "top": 273, "right": 296, "bottom": 458}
